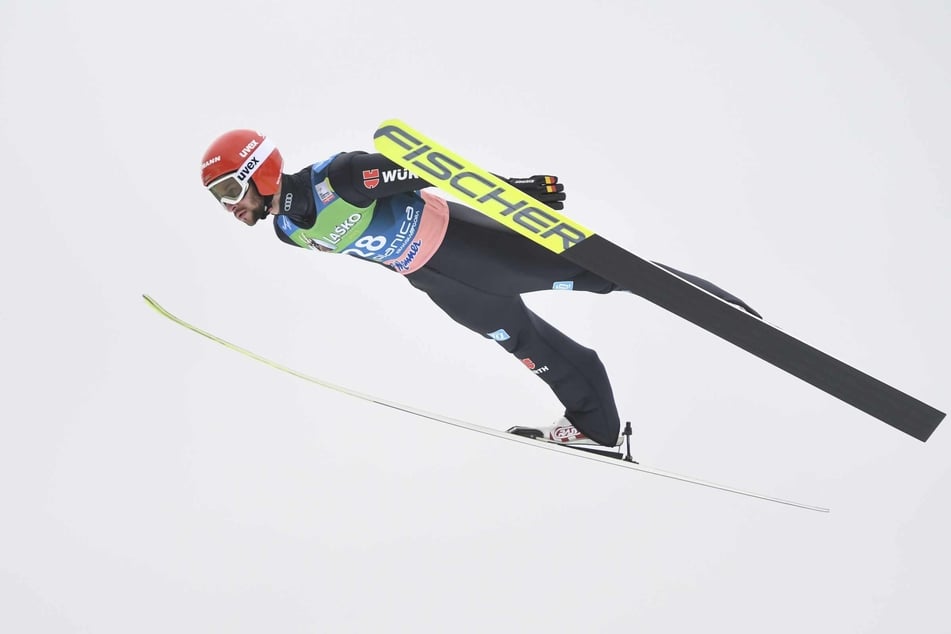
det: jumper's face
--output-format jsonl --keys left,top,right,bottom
{"left": 217, "top": 179, "right": 269, "bottom": 226}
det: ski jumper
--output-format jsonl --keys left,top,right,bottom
{"left": 273, "top": 151, "right": 758, "bottom": 447}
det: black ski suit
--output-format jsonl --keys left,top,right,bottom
{"left": 274, "top": 151, "right": 759, "bottom": 446}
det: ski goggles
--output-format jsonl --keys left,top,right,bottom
{"left": 206, "top": 137, "right": 277, "bottom": 205}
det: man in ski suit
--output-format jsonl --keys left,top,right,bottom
{"left": 200, "top": 129, "right": 759, "bottom": 447}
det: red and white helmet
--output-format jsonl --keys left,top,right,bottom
{"left": 200, "top": 129, "right": 284, "bottom": 204}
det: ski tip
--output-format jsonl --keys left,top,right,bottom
{"left": 142, "top": 294, "right": 170, "bottom": 318}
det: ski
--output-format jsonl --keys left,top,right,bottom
{"left": 143, "top": 294, "right": 829, "bottom": 512}
{"left": 372, "top": 119, "right": 945, "bottom": 442}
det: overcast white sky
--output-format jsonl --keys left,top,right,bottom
{"left": 1, "top": 1, "right": 949, "bottom": 632}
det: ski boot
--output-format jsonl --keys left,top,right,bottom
{"left": 507, "top": 416, "right": 623, "bottom": 447}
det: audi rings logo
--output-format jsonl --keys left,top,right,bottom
{"left": 283, "top": 193, "right": 293, "bottom": 212}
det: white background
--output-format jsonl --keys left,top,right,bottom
{"left": 1, "top": 1, "right": 948, "bottom": 632}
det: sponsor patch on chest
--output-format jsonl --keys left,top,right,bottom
{"left": 315, "top": 179, "right": 336, "bottom": 204}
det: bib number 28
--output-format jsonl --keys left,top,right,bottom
{"left": 343, "top": 235, "right": 387, "bottom": 258}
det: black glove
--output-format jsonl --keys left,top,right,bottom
{"left": 498, "top": 174, "right": 566, "bottom": 210}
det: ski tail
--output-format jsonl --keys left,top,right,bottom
{"left": 567, "top": 236, "right": 946, "bottom": 442}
